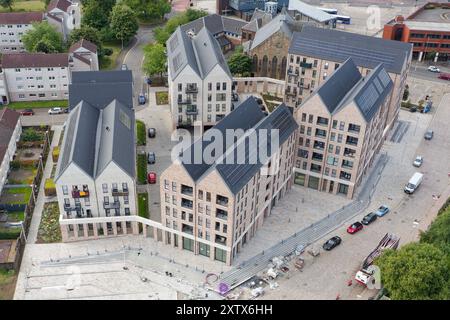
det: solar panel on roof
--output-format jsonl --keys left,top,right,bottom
{"left": 373, "top": 77, "right": 383, "bottom": 94}
{"left": 169, "top": 33, "right": 179, "bottom": 52}
{"left": 378, "top": 70, "right": 391, "bottom": 87}
{"left": 59, "top": 106, "right": 79, "bottom": 173}
{"left": 173, "top": 53, "right": 183, "bottom": 73}
{"left": 357, "top": 83, "right": 379, "bottom": 116}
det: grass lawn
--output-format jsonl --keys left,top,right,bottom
{"left": 155, "top": 91, "right": 169, "bottom": 105}
{"left": 136, "top": 153, "right": 147, "bottom": 185}
{"left": 0, "top": 269, "right": 16, "bottom": 300}
{"left": 136, "top": 120, "right": 146, "bottom": 146}
{"left": 0, "top": 0, "right": 45, "bottom": 12}
{"left": 5, "top": 100, "right": 68, "bottom": 110}
{"left": 37, "top": 202, "right": 61, "bottom": 243}
{"left": 100, "top": 41, "right": 122, "bottom": 70}
{"left": 262, "top": 93, "right": 283, "bottom": 112}
{"left": 137, "top": 193, "right": 149, "bottom": 219}
{"left": 6, "top": 211, "right": 25, "bottom": 222}
{"left": 5, "top": 187, "right": 32, "bottom": 205}
{"left": 0, "top": 226, "right": 21, "bottom": 240}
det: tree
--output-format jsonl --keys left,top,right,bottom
{"left": 0, "top": 0, "right": 14, "bottom": 12}
{"left": 402, "top": 84, "right": 409, "bottom": 101}
{"left": 124, "top": 0, "right": 170, "bottom": 21}
{"left": 143, "top": 43, "right": 166, "bottom": 77}
{"left": 22, "top": 22, "right": 64, "bottom": 53}
{"left": 228, "top": 47, "right": 252, "bottom": 76}
{"left": 375, "top": 243, "right": 450, "bottom": 300}
{"left": 82, "top": 0, "right": 116, "bottom": 31}
{"left": 110, "top": 4, "right": 139, "bottom": 48}
{"left": 69, "top": 26, "right": 103, "bottom": 55}
{"left": 421, "top": 205, "right": 450, "bottom": 255}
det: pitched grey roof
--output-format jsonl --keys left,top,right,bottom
{"left": 316, "top": 59, "right": 393, "bottom": 122}
{"left": 167, "top": 26, "right": 232, "bottom": 80}
{"left": 250, "top": 13, "right": 294, "bottom": 50}
{"left": 180, "top": 14, "right": 246, "bottom": 37}
{"left": 179, "top": 96, "right": 298, "bottom": 194}
{"left": 56, "top": 99, "right": 135, "bottom": 181}
{"left": 69, "top": 70, "right": 133, "bottom": 109}
{"left": 288, "top": 0, "right": 336, "bottom": 22}
{"left": 289, "top": 26, "right": 413, "bottom": 74}
{"left": 317, "top": 59, "right": 362, "bottom": 114}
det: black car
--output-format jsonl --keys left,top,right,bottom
{"left": 63, "top": 108, "right": 69, "bottom": 113}
{"left": 322, "top": 236, "right": 342, "bottom": 251}
{"left": 147, "top": 152, "right": 156, "bottom": 164}
{"left": 361, "top": 212, "right": 378, "bottom": 225}
{"left": 148, "top": 128, "right": 156, "bottom": 138}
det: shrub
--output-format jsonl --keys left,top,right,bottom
{"left": 21, "top": 128, "right": 43, "bottom": 142}
{"left": 52, "top": 146, "right": 60, "bottom": 162}
{"left": 10, "top": 160, "right": 20, "bottom": 170}
{"left": 136, "top": 120, "right": 146, "bottom": 146}
{"left": 102, "top": 48, "right": 113, "bottom": 56}
{"left": 44, "top": 179, "right": 56, "bottom": 197}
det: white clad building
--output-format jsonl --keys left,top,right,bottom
{"left": 0, "top": 108, "right": 21, "bottom": 195}
{"left": 0, "top": 12, "right": 44, "bottom": 53}
{"left": 46, "top": 0, "right": 81, "bottom": 40}
{"left": 167, "top": 26, "right": 233, "bottom": 131}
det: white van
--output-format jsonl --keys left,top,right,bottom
{"left": 404, "top": 172, "right": 423, "bottom": 194}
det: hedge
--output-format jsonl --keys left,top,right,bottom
{"left": 137, "top": 153, "right": 147, "bottom": 184}
{"left": 138, "top": 193, "right": 149, "bottom": 219}
{"left": 136, "top": 120, "right": 146, "bottom": 146}
{"left": 44, "top": 179, "right": 56, "bottom": 197}
{"left": 52, "top": 146, "right": 60, "bottom": 162}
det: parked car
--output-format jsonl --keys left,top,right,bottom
{"left": 347, "top": 222, "right": 363, "bottom": 234}
{"left": 145, "top": 77, "right": 152, "bottom": 85}
{"left": 63, "top": 108, "right": 69, "bottom": 114}
{"left": 138, "top": 94, "right": 146, "bottom": 105}
{"left": 427, "top": 66, "right": 440, "bottom": 73}
{"left": 322, "top": 236, "right": 342, "bottom": 251}
{"left": 375, "top": 205, "right": 390, "bottom": 217}
{"left": 148, "top": 128, "right": 156, "bottom": 138}
{"left": 147, "top": 172, "right": 157, "bottom": 184}
{"left": 413, "top": 156, "right": 423, "bottom": 167}
{"left": 48, "top": 107, "right": 63, "bottom": 114}
{"left": 20, "top": 109, "right": 34, "bottom": 116}
{"left": 438, "top": 73, "right": 450, "bottom": 81}
{"left": 147, "top": 151, "right": 155, "bottom": 164}
{"left": 361, "top": 212, "right": 378, "bottom": 225}
{"left": 424, "top": 130, "right": 434, "bottom": 140}
{"left": 404, "top": 172, "right": 424, "bottom": 194}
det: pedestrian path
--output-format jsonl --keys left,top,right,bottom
{"left": 219, "top": 153, "right": 389, "bottom": 292}
{"left": 27, "top": 126, "right": 63, "bottom": 244}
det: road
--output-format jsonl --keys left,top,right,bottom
{"left": 409, "top": 62, "right": 450, "bottom": 83}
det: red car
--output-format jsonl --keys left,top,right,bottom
{"left": 147, "top": 172, "right": 157, "bottom": 184}
{"left": 20, "top": 109, "right": 34, "bottom": 116}
{"left": 438, "top": 73, "right": 450, "bottom": 81}
{"left": 347, "top": 222, "right": 363, "bottom": 234}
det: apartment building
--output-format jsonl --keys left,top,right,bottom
{"left": 55, "top": 72, "right": 137, "bottom": 241}
{"left": 46, "top": 0, "right": 81, "bottom": 40}
{"left": 284, "top": 26, "right": 412, "bottom": 134}
{"left": 68, "top": 39, "right": 99, "bottom": 72}
{"left": 0, "top": 12, "right": 43, "bottom": 53}
{"left": 167, "top": 26, "right": 233, "bottom": 131}
{"left": 0, "top": 108, "right": 21, "bottom": 195}
{"left": 159, "top": 97, "right": 298, "bottom": 265}
{"left": 293, "top": 59, "right": 393, "bottom": 198}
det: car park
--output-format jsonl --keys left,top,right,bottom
{"left": 20, "top": 109, "right": 34, "bottom": 116}
{"left": 427, "top": 66, "right": 440, "bottom": 73}
{"left": 361, "top": 212, "right": 377, "bottom": 225}
{"left": 347, "top": 222, "right": 363, "bottom": 234}
{"left": 413, "top": 156, "right": 423, "bottom": 167}
{"left": 147, "top": 172, "right": 156, "bottom": 184}
{"left": 424, "top": 130, "right": 434, "bottom": 140}
{"left": 375, "top": 205, "right": 390, "bottom": 217}
{"left": 147, "top": 152, "right": 156, "bottom": 164}
{"left": 322, "top": 236, "right": 342, "bottom": 251}
{"left": 48, "top": 107, "right": 63, "bottom": 114}
{"left": 148, "top": 128, "right": 156, "bottom": 138}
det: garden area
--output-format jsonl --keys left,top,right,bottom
{"left": 155, "top": 91, "right": 169, "bottom": 105}
{"left": 0, "top": 268, "right": 16, "bottom": 300}
{"left": 262, "top": 94, "right": 283, "bottom": 113}
{"left": 36, "top": 202, "right": 61, "bottom": 244}
{"left": 99, "top": 41, "right": 122, "bottom": 70}
{"left": 138, "top": 192, "right": 149, "bottom": 219}
{"left": 5, "top": 100, "right": 68, "bottom": 110}
{"left": 136, "top": 152, "right": 147, "bottom": 185}
{"left": 136, "top": 120, "right": 146, "bottom": 146}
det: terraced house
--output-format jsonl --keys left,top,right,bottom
{"left": 293, "top": 59, "right": 393, "bottom": 198}
{"left": 159, "top": 97, "right": 298, "bottom": 265}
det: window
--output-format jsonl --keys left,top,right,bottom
{"left": 124, "top": 196, "right": 129, "bottom": 204}
{"left": 324, "top": 62, "right": 329, "bottom": 70}
{"left": 216, "top": 82, "right": 220, "bottom": 90}
{"left": 339, "top": 121, "right": 345, "bottom": 131}
{"left": 172, "top": 182, "right": 177, "bottom": 192}
{"left": 208, "top": 83, "right": 212, "bottom": 91}
{"left": 302, "top": 113, "right": 306, "bottom": 122}
{"left": 62, "top": 185, "right": 68, "bottom": 195}
{"left": 216, "top": 93, "right": 226, "bottom": 101}
{"left": 102, "top": 183, "right": 108, "bottom": 193}
{"left": 222, "top": 82, "right": 227, "bottom": 91}
{"left": 215, "top": 248, "right": 227, "bottom": 263}
{"left": 164, "top": 179, "right": 169, "bottom": 190}
{"left": 178, "top": 83, "right": 182, "bottom": 92}
{"left": 327, "top": 156, "right": 338, "bottom": 166}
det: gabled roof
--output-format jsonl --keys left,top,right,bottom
{"left": 47, "top": 0, "right": 72, "bottom": 13}
{"left": 289, "top": 26, "right": 412, "bottom": 74}
{"left": 1, "top": 53, "right": 68, "bottom": 68}
{"left": 69, "top": 70, "right": 133, "bottom": 109}
{"left": 69, "top": 39, "right": 98, "bottom": 54}
{"left": 288, "top": 0, "right": 336, "bottom": 23}
{"left": 316, "top": 59, "right": 393, "bottom": 122}
{"left": 56, "top": 99, "right": 135, "bottom": 181}
{"left": 179, "top": 97, "right": 298, "bottom": 194}
{"left": 167, "top": 26, "right": 232, "bottom": 80}
{"left": 0, "top": 12, "right": 43, "bottom": 24}
{"left": 0, "top": 109, "right": 20, "bottom": 152}
{"left": 250, "top": 13, "right": 294, "bottom": 50}
{"left": 180, "top": 14, "right": 246, "bottom": 37}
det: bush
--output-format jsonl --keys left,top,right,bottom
{"left": 21, "top": 128, "right": 43, "bottom": 142}
{"left": 136, "top": 120, "right": 146, "bottom": 146}
{"left": 52, "top": 146, "right": 60, "bottom": 162}
{"left": 44, "top": 179, "right": 56, "bottom": 197}
{"left": 37, "top": 202, "right": 61, "bottom": 243}
{"left": 137, "top": 153, "right": 147, "bottom": 185}
{"left": 102, "top": 47, "right": 113, "bottom": 56}
{"left": 155, "top": 92, "right": 169, "bottom": 105}
{"left": 10, "top": 160, "right": 20, "bottom": 170}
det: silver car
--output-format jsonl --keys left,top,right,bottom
{"left": 413, "top": 156, "right": 423, "bottom": 167}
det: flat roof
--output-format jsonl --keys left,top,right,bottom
{"left": 409, "top": 6, "right": 450, "bottom": 23}
{"left": 405, "top": 20, "right": 450, "bottom": 32}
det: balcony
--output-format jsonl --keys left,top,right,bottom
{"left": 185, "top": 106, "right": 198, "bottom": 116}
{"left": 300, "top": 62, "right": 313, "bottom": 69}
{"left": 64, "top": 202, "right": 81, "bottom": 212}
{"left": 216, "top": 208, "right": 228, "bottom": 221}
{"left": 185, "top": 85, "right": 198, "bottom": 93}
{"left": 182, "top": 224, "right": 193, "bottom": 235}
{"left": 181, "top": 198, "right": 193, "bottom": 209}
{"left": 340, "top": 172, "right": 352, "bottom": 181}
{"left": 312, "top": 152, "right": 323, "bottom": 162}
{"left": 285, "top": 89, "right": 297, "bottom": 97}
{"left": 71, "top": 186, "right": 89, "bottom": 198}
{"left": 344, "top": 148, "right": 356, "bottom": 158}
{"left": 103, "top": 201, "right": 120, "bottom": 209}
{"left": 181, "top": 184, "right": 193, "bottom": 196}
{"left": 112, "top": 188, "right": 129, "bottom": 197}
{"left": 315, "top": 129, "right": 327, "bottom": 138}
{"left": 346, "top": 136, "right": 359, "bottom": 146}
{"left": 178, "top": 98, "right": 192, "bottom": 105}
{"left": 215, "top": 235, "right": 227, "bottom": 245}
{"left": 216, "top": 195, "right": 229, "bottom": 207}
